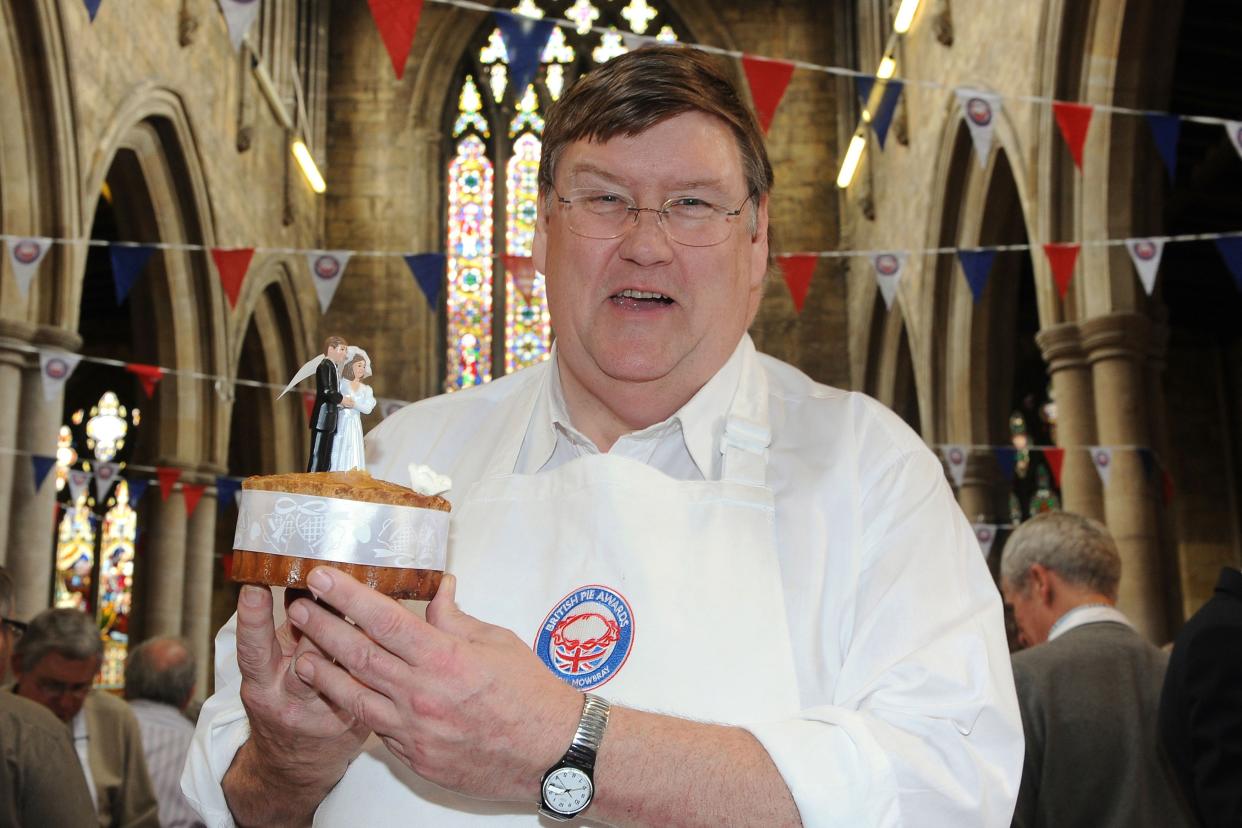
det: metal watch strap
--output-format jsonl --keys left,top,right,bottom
{"left": 566, "top": 693, "right": 611, "bottom": 769}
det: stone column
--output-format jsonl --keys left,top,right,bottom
{"left": 958, "top": 451, "right": 999, "bottom": 525}
{"left": 8, "top": 325, "right": 81, "bottom": 619}
{"left": 182, "top": 470, "right": 219, "bottom": 701}
{"left": 0, "top": 319, "right": 37, "bottom": 568}
{"left": 1035, "top": 322, "right": 1104, "bottom": 521}
{"left": 142, "top": 471, "right": 190, "bottom": 637}
{"left": 1081, "top": 312, "right": 1166, "bottom": 642}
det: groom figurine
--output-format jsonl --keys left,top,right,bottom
{"left": 308, "top": 336, "right": 350, "bottom": 472}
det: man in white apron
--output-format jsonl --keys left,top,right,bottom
{"left": 184, "top": 45, "right": 1022, "bottom": 827}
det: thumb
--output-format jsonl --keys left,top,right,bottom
{"left": 425, "top": 573, "right": 465, "bottom": 629}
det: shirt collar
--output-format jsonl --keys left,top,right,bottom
{"left": 524, "top": 337, "right": 751, "bottom": 478}
{"left": 1047, "top": 603, "right": 1133, "bottom": 641}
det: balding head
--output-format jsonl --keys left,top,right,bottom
{"left": 124, "top": 636, "right": 196, "bottom": 709}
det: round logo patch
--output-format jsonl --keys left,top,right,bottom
{"left": 1133, "top": 240, "right": 1157, "bottom": 261}
{"left": 534, "top": 585, "right": 634, "bottom": 690}
{"left": 967, "top": 97, "right": 993, "bottom": 127}
{"left": 14, "top": 240, "right": 42, "bottom": 265}
{"left": 875, "top": 253, "right": 900, "bottom": 276}
{"left": 314, "top": 254, "right": 340, "bottom": 280}
{"left": 44, "top": 358, "right": 69, "bottom": 379}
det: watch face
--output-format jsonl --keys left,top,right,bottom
{"left": 542, "top": 766, "right": 593, "bottom": 815}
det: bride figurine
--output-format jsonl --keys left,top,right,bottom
{"left": 329, "top": 346, "right": 376, "bottom": 472}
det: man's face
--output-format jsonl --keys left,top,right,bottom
{"left": 327, "top": 342, "right": 349, "bottom": 366}
{"left": 1000, "top": 576, "right": 1051, "bottom": 649}
{"left": 13, "top": 652, "right": 99, "bottom": 721}
{"left": 534, "top": 111, "right": 769, "bottom": 404}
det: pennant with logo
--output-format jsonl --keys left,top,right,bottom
{"left": 127, "top": 363, "right": 165, "bottom": 398}
{"left": 211, "top": 248, "right": 254, "bottom": 308}
{"left": 183, "top": 483, "right": 206, "bottom": 517}
{"left": 1124, "top": 238, "right": 1165, "bottom": 296}
{"left": 40, "top": 350, "right": 82, "bottom": 402}
{"left": 994, "top": 447, "right": 1018, "bottom": 481}
{"left": 974, "top": 523, "right": 998, "bottom": 558}
{"left": 218, "top": 0, "right": 261, "bottom": 51}
{"left": 1043, "top": 447, "right": 1065, "bottom": 487}
{"left": 855, "top": 77, "right": 905, "bottom": 149}
{"left": 378, "top": 398, "right": 406, "bottom": 419}
{"left": 109, "top": 245, "right": 155, "bottom": 305}
{"left": 1214, "top": 237, "right": 1242, "bottom": 293}
{"left": 942, "top": 445, "right": 967, "bottom": 488}
{"left": 1144, "top": 114, "right": 1180, "bottom": 183}
{"left": 957, "top": 249, "right": 995, "bottom": 303}
{"left": 503, "top": 255, "right": 537, "bottom": 302}
{"left": 82, "top": 0, "right": 102, "bottom": 21}
{"left": 301, "top": 390, "right": 315, "bottom": 421}
{"left": 405, "top": 253, "right": 445, "bottom": 308}
{"left": 68, "top": 468, "right": 91, "bottom": 503}
{"left": 7, "top": 237, "right": 51, "bottom": 299}
{"left": 870, "top": 252, "right": 907, "bottom": 310}
{"left": 1224, "top": 121, "right": 1242, "bottom": 161}
{"left": 496, "top": 11, "right": 556, "bottom": 97}
{"left": 1043, "top": 242, "right": 1080, "bottom": 300}
{"left": 955, "top": 88, "right": 1002, "bottom": 169}
{"left": 1052, "top": 102, "right": 1093, "bottom": 170}
{"left": 367, "top": 0, "right": 425, "bottom": 80}
{"left": 306, "top": 251, "right": 352, "bottom": 313}
{"left": 216, "top": 477, "right": 242, "bottom": 512}
{"left": 156, "top": 466, "right": 182, "bottom": 499}
{"left": 127, "top": 477, "right": 150, "bottom": 505}
{"left": 31, "top": 455, "right": 57, "bottom": 492}
{"left": 1090, "top": 446, "right": 1113, "bottom": 487}
{"left": 92, "top": 462, "right": 120, "bottom": 501}
{"left": 742, "top": 55, "right": 796, "bottom": 134}
{"left": 777, "top": 254, "right": 817, "bottom": 312}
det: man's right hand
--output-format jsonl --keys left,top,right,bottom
{"left": 221, "top": 584, "right": 369, "bottom": 826}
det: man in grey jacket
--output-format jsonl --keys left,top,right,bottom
{"left": 1000, "top": 511, "right": 1194, "bottom": 828}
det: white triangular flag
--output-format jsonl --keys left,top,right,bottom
{"left": 1226, "top": 120, "right": 1242, "bottom": 160}
{"left": 378, "top": 398, "right": 406, "bottom": 419}
{"left": 93, "top": 462, "right": 120, "bottom": 501}
{"left": 1124, "top": 238, "right": 1165, "bottom": 296}
{"left": 942, "top": 444, "right": 967, "bottom": 488}
{"left": 974, "top": 523, "right": 998, "bottom": 558}
{"left": 7, "top": 237, "right": 51, "bottom": 299}
{"left": 40, "top": 350, "right": 82, "bottom": 402}
{"left": 218, "top": 0, "right": 261, "bottom": 51}
{"left": 1091, "top": 446, "right": 1113, "bottom": 486}
{"left": 621, "top": 32, "right": 648, "bottom": 51}
{"left": 871, "top": 252, "right": 907, "bottom": 310}
{"left": 67, "top": 468, "right": 91, "bottom": 502}
{"left": 956, "top": 88, "right": 1002, "bottom": 169}
{"left": 306, "top": 251, "right": 352, "bottom": 313}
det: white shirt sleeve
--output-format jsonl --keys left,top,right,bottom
{"left": 745, "top": 449, "right": 1023, "bottom": 828}
{"left": 354, "top": 384, "right": 377, "bottom": 416}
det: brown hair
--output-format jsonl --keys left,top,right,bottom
{"left": 323, "top": 335, "right": 347, "bottom": 354}
{"left": 539, "top": 45, "right": 773, "bottom": 209}
{"left": 342, "top": 354, "right": 366, "bottom": 381}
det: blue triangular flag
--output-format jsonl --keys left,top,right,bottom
{"left": 1144, "top": 114, "right": 1180, "bottom": 183}
{"left": 31, "top": 455, "right": 56, "bottom": 492}
{"left": 855, "top": 77, "right": 905, "bottom": 149}
{"left": 405, "top": 253, "right": 445, "bottom": 308}
{"left": 993, "top": 447, "right": 1018, "bottom": 481}
{"left": 109, "top": 245, "right": 155, "bottom": 304}
{"left": 1215, "top": 237, "right": 1242, "bottom": 293}
{"left": 126, "top": 477, "right": 150, "bottom": 505}
{"left": 216, "top": 477, "right": 241, "bottom": 512}
{"left": 957, "top": 249, "right": 995, "bottom": 303}
{"left": 1137, "top": 448, "right": 1155, "bottom": 481}
{"left": 83, "top": 0, "right": 102, "bottom": 21}
{"left": 495, "top": 12, "right": 556, "bottom": 99}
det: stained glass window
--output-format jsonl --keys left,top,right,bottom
{"left": 443, "top": 1, "right": 684, "bottom": 392}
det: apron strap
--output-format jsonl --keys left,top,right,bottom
{"left": 719, "top": 338, "right": 771, "bottom": 486}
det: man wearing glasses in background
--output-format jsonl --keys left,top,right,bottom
{"left": 188, "top": 46, "right": 1022, "bottom": 826}
{"left": 1, "top": 566, "right": 96, "bottom": 826}
{"left": 12, "top": 606, "right": 158, "bottom": 827}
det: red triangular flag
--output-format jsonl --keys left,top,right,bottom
{"left": 503, "top": 255, "right": 537, "bottom": 302}
{"left": 156, "top": 466, "right": 182, "bottom": 500}
{"left": 1043, "top": 447, "right": 1065, "bottom": 487}
{"left": 367, "top": 0, "right": 425, "bottom": 80}
{"left": 777, "top": 254, "right": 817, "bottom": 312}
{"left": 126, "top": 363, "right": 165, "bottom": 397}
{"left": 183, "top": 483, "right": 206, "bottom": 516}
{"left": 1052, "top": 102, "right": 1093, "bottom": 170}
{"left": 742, "top": 55, "right": 796, "bottom": 134}
{"left": 301, "top": 390, "right": 315, "bottom": 421}
{"left": 1043, "top": 242, "right": 1080, "bottom": 300}
{"left": 211, "top": 248, "right": 254, "bottom": 308}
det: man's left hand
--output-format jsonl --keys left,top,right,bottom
{"left": 286, "top": 567, "right": 582, "bottom": 802}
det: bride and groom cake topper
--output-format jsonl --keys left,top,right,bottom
{"left": 280, "top": 335, "right": 376, "bottom": 472}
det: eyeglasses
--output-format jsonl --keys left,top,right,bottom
{"left": 554, "top": 188, "right": 751, "bottom": 248}
{"left": 34, "top": 677, "right": 93, "bottom": 698}
{"left": 1, "top": 617, "right": 25, "bottom": 641}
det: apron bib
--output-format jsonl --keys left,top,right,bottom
{"left": 318, "top": 358, "right": 801, "bottom": 825}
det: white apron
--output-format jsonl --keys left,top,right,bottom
{"left": 316, "top": 359, "right": 803, "bottom": 825}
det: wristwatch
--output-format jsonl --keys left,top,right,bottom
{"left": 538, "top": 693, "right": 611, "bottom": 821}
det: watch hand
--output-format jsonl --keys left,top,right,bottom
{"left": 547, "top": 784, "right": 567, "bottom": 796}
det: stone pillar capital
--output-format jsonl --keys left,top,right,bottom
{"left": 1035, "top": 321, "right": 1086, "bottom": 375}
{"left": 1080, "top": 312, "right": 1152, "bottom": 365}
{"left": 0, "top": 318, "right": 38, "bottom": 343}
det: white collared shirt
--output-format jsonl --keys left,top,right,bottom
{"left": 1048, "top": 603, "right": 1133, "bottom": 641}
{"left": 71, "top": 707, "right": 99, "bottom": 813}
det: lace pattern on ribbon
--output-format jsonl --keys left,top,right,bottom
{"left": 233, "top": 489, "right": 448, "bottom": 569}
